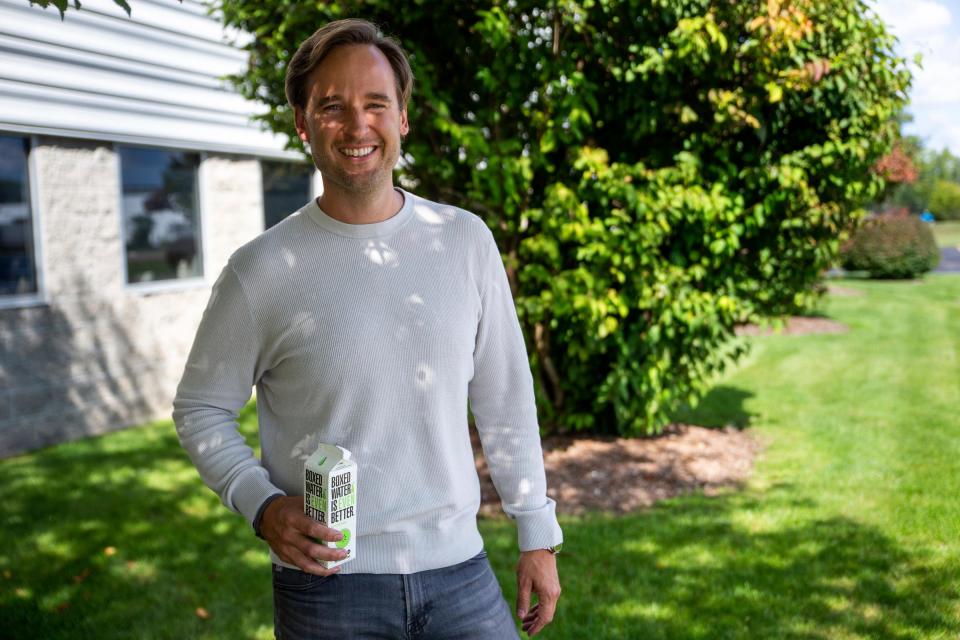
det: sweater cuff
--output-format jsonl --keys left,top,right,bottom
{"left": 505, "top": 497, "right": 564, "bottom": 552}
{"left": 253, "top": 493, "right": 286, "bottom": 539}
{"left": 228, "top": 466, "right": 287, "bottom": 526}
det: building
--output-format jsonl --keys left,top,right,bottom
{"left": 0, "top": 0, "right": 317, "bottom": 456}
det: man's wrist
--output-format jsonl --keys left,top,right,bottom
{"left": 521, "top": 544, "right": 561, "bottom": 557}
{"left": 252, "top": 493, "right": 286, "bottom": 539}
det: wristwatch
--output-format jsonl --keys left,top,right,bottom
{"left": 545, "top": 543, "right": 562, "bottom": 555}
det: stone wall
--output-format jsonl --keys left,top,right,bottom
{"left": 0, "top": 139, "right": 266, "bottom": 456}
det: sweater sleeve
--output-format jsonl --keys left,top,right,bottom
{"left": 468, "top": 228, "right": 563, "bottom": 552}
{"left": 172, "top": 263, "right": 286, "bottom": 526}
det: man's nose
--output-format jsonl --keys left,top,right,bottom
{"left": 344, "top": 106, "right": 370, "bottom": 137}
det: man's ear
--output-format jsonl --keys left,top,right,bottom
{"left": 294, "top": 106, "right": 309, "bottom": 143}
{"left": 399, "top": 108, "right": 410, "bottom": 138}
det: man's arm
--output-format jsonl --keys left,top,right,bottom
{"left": 467, "top": 226, "right": 563, "bottom": 634}
{"left": 172, "top": 264, "right": 284, "bottom": 530}
{"left": 174, "top": 264, "right": 347, "bottom": 575}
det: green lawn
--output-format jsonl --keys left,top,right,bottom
{"left": 932, "top": 220, "right": 960, "bottom": 248}
{"left": 1, "top": 276, "right": 958, "bottom": 639}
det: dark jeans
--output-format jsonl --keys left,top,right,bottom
{"left": 272, "top": 550, "right": 520, "bottom": 640}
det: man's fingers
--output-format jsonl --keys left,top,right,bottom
{"left": 523, "top": 581, "right": 560, "bottom": 637}
{"left": 286, "top": 547, "right": 344, "bottom": 577}
{"left": 536, "top": 583, "right": 560, "bottom": 623}
{"left": 516, "top": 577, "right": 532, "bottom": 618}
{"left": 303, "top": 519, "right": 345, "bottom": 544}
{"left": 305, "top": 540, "right": 350, "bottom": 563}
{"left": 522, "top": 607, "right": 549, "bottom": 638}
{"left": 521, "top": 603, "right": 540, "bottom": 623}
{"left": 525, "top": 621, "right": 546, "bottom": 637}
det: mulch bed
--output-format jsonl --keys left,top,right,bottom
{"left": 735, "top": 315, "right": 847, "bottom": 337}
{"left": 473, "top": 424, "right": 760, "bottom": 516}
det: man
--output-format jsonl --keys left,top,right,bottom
{"left": 173, "top": 18, "right": 562, "bottom": 639}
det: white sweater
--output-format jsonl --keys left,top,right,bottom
{"left": 173, "top": 190, "right": 562, "bottom": 574}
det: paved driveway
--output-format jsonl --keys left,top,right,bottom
{"left": 934, "top": 247, "right": 960, "bottom": 273}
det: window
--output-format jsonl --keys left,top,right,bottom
{"left": 262, "top": 160, "right": 313, "bottom": 229}
{"left": 119, "top": 146, "right": 202, "bottom": 284}
{"left": 0, "top": 135, "right": 38, "bottom": 297}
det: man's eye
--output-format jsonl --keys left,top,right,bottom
{"left": 323, "top": 104, "right": 343, "bottom": 112}
{"left": 368, "top": 104, "right": 387, "bottom": 110}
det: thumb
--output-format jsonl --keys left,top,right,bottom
{"left": 516, "top": 578, "right": 532, "bottom": 618}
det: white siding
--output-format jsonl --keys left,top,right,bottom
{"left": 0, "top": 0, "right": 299, "bottom": 158}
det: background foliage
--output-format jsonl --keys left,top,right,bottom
{"left": 26, "top": 0, "right": 131, "bottom": 18}
{"left": 840, "top": 215, "right": 940, "bottom": 279}
{"left": 886, "top": 140, "right": 960, "bottom": 220}
{"left": 218, "top": 0, "right": 911, "bottom": 435}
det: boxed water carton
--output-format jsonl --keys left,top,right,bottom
{"left": 304, "top": 444, "right": 357, "bottom": 569}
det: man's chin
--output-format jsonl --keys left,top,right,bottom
{"left": 326, "top": 171, "right": 390, "bottom": 195}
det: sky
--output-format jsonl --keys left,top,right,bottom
{"left": 871, "top": 0, "right": 960, "bottom": 155}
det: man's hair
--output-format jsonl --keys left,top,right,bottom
{"left": 285, "top": 19, "right": 414, "bottom": 112}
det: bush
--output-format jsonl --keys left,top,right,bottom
{"left": 929, "top": 180, "right": 960, "bottom": 221}
{"left": 220, "top": 1, "right": 911, "bottom": 436}
{"left": 841, "top": 216, "right": 940, "bottom": 278}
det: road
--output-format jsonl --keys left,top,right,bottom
{"left": 934, "top": 247, "right": 960, "bottom": 273}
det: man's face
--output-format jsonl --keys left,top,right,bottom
{"left": 295, "top": 44, "right": 409, "bottom": 197}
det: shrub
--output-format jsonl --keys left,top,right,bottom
{"left": 929, "top": 180, "right": 960, "bottom": 221}
{"left": 841, "top": 216, "right": 940, "bottom": 278}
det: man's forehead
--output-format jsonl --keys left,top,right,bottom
{"left": 304, "top": 45, "right": 399, "bottom": 104}
{"left": 308, "top": 44, "right": 396, "bottom": 85}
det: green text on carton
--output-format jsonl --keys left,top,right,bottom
{"left": 304, "top": 444, "right": 357, "bottom": 569}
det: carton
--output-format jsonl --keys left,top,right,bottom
{"left": 303, "top": 444, "right": 357, "bottom": 569}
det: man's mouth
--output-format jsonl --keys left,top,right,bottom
{"left": 339, "top": 146, "right": 376, "bottom": 158}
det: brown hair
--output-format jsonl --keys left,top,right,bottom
{"left": 285, "top": 19, "right": 414, "bottom": 112}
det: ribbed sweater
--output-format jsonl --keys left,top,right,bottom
{"left": 173, "top": 189, "right": 562, "bottom": 574}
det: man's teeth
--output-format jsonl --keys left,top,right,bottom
{"left": 341, "top": 146, "right": 375, "bottom": 157}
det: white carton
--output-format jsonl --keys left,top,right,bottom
{"left": 304, "top": 444, "right": 357, "bottom": 569}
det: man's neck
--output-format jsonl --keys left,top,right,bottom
{"left": 317, "top": 183, "right": 404, "bottom": 225}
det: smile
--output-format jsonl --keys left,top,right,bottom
{"left": 339, "top": 146, "right": 376, "bottom": 158}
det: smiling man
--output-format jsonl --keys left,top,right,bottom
{"left": 173, "top": 18, "right": 562, "bottom": 640}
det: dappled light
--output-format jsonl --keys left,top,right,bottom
{"left": 483, "top": 490, "right": 958, "bottom": 639}
{"left": 362, "top": 239, "right": 398, "bottom": 267}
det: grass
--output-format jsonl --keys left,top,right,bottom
{"left": 931, "top": 220, "right": 960, "bottom": 248}
{"left": 1, "top": 276, "right": 958, "bottom": 638}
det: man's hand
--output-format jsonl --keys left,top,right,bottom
{"left": 259, "top": 496, "right": 348, "bottom": 576}
{"left": 516, "top": 549, "right": 561, "bottom": 637}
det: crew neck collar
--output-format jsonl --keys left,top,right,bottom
{"left": 305, "top": 189, "right": 414, "bottom": 238}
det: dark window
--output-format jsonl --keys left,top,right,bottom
{"left": 262, "top": 161, "right": 313, "bottom": 229}
{"left": 119, "top": 146, "right": 202, "bottom": 284}
{"left": 0, "top": 135, "right": 37, "bottom": 296}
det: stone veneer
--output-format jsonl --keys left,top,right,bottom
{"left": 0, "top": 138, "right": 268, "bottom": 456}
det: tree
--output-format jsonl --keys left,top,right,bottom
{"left": 26, "top": 0, "right": 132, "bottom": 17}
{"left": 929, "top": 180, "right": 960, "bottom": 220}
{"left": 888, "top": 142, "right": 960, "bottom": 214}
{"left": 218, "top": 0, "right": 911, "bottom": 435}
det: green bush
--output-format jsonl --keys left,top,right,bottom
{"left": 929, "top": 180, "right": 960, "bottom": 221}
{"left": 841, "top": 216, "right": 940, "bottom": 278}
{"left": 219, "top": 0, "right": 911, "bottom": 436}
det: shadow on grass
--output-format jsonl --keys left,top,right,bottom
{"left": 483, "top": 488, "right": 958, "bottom": 639}
{"left": 671, "top": 384, "right": 755, "bottom": 429}
{"left": 0, "top": 407, "right": 272, "bottom": 640}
